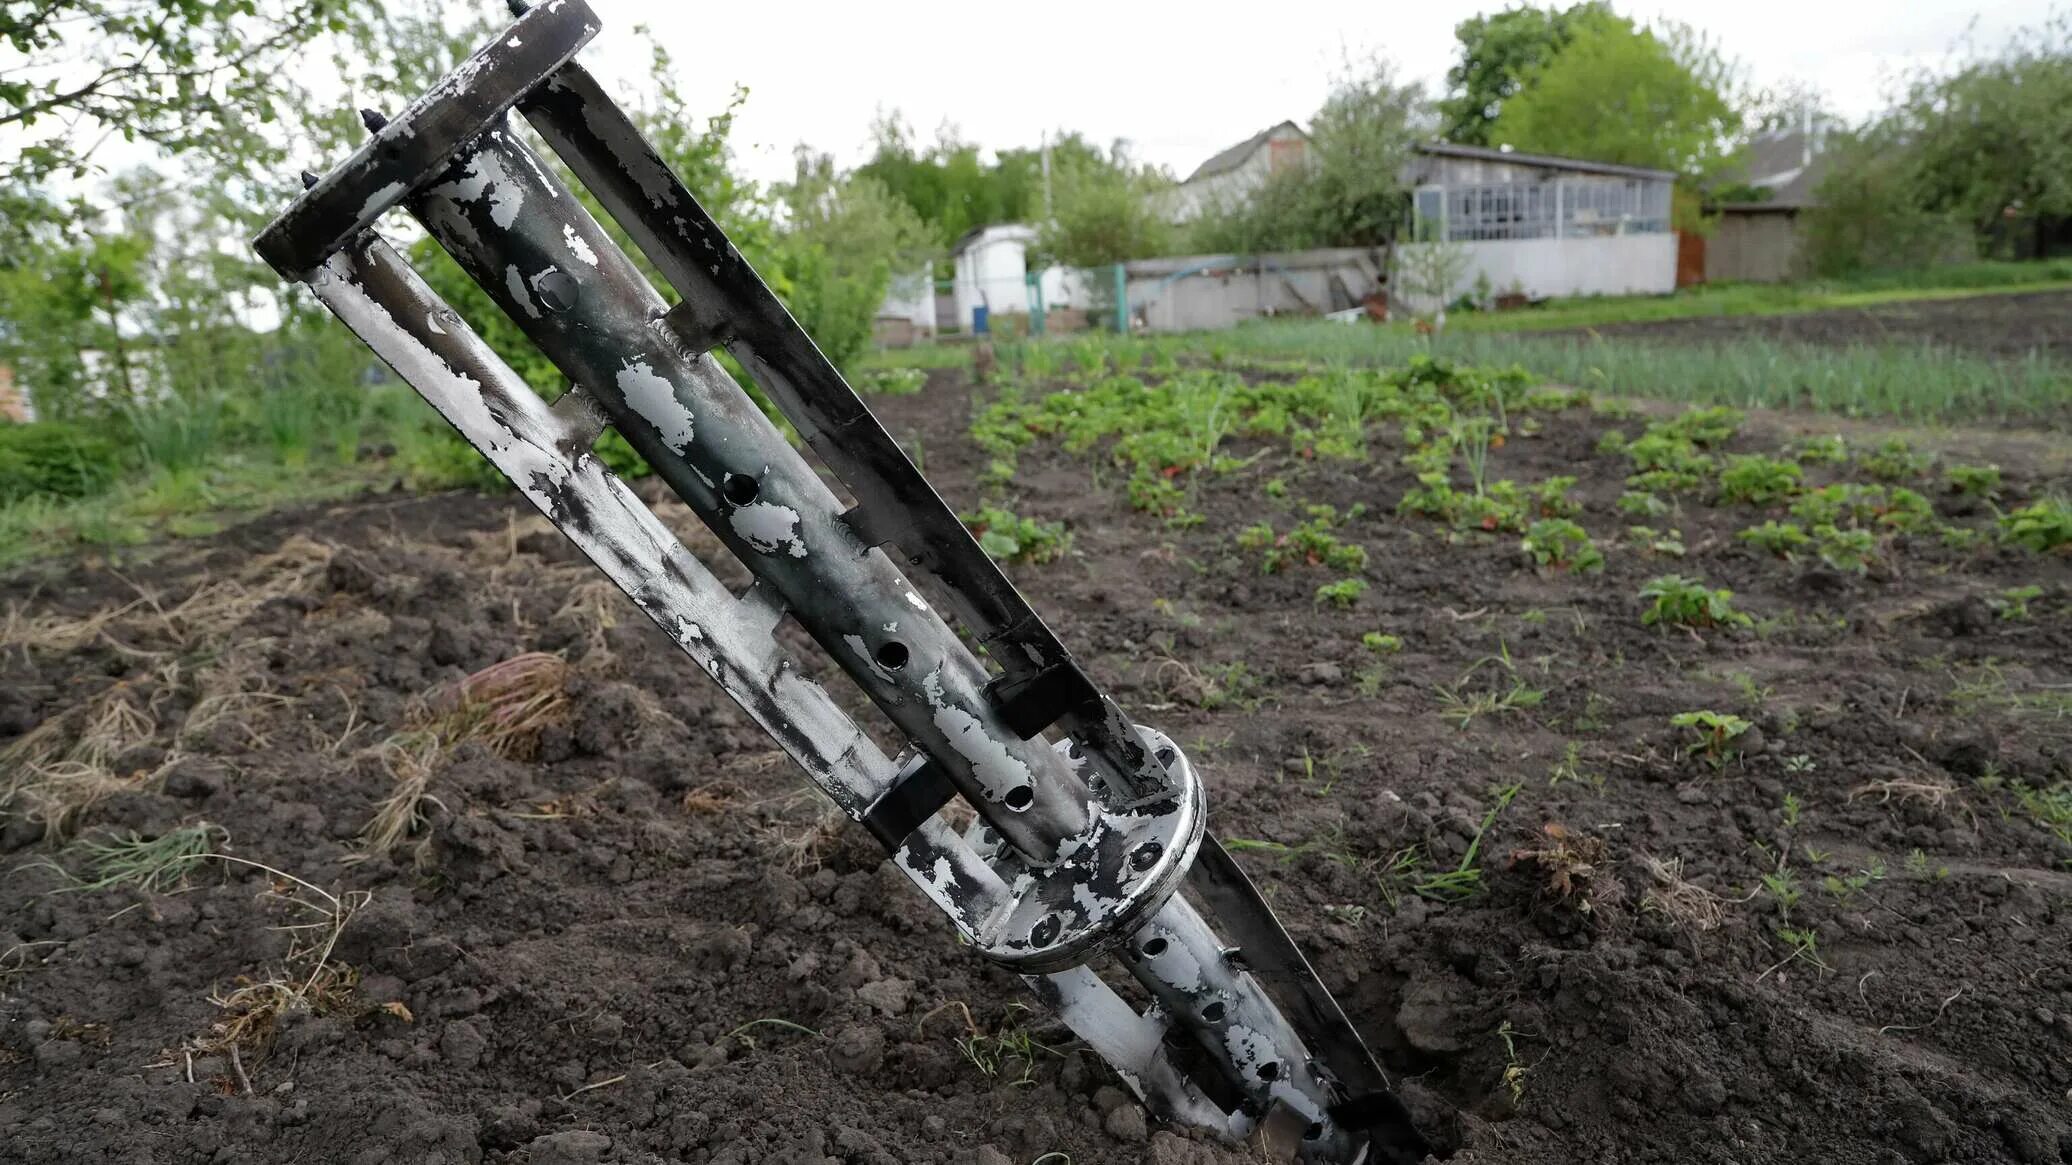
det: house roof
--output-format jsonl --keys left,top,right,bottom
{"left": 949, "top": 223, "right": 1037, "bottom": 256}
{"left": 1182, "top": 121, "right": 1306, "bottom": 184}
{"left": 1719, "top": 126, "right": 1828, "bottom": 209}
{"left": 1413, "top": 141, "right": 1675, "bottom": 181}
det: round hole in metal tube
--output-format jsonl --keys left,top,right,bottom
{"left": 722, "top": 473, "right": 760, "bottom": 506}
{"left": 1001, "top": 784, "right": 1033, "bottom": 811}
{"left": 875, "top": 641, "right": 909, "bottom": 671}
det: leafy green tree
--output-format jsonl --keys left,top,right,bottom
{"left": 775, "top": 150, "right": 935, "bottom": 369}
{"left": 1, "top": 0, "right": 357, "bottom": 195}
{"left": 1807, "top": 16, "right": 2072, "bottom": 272}
{"left": 1034, "top": 144, "right": 1173, "bottom": 268}
{"left": 1439, "top": 2, "right": 1617, "bottom": 146}
{"left": 1491, "top": 18, "right": 1742, "bottom": 181}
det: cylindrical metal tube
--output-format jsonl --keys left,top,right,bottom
{"left": 403, "top": 120, "right": 1092, "bottom": 861}
{"left": 1124, "top": 894, "right": 1357, "bottom": 1159}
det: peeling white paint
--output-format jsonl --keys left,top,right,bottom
{"left": 356, "top": 181, "right": 407, "bottom": 223}
{"left": 615, "top": 358, "right": 695, "bottom": 452}
{"left": 425, "top": 312, "right": 446, "bottom": 336}
{"left": 504, "top": 265, "right": 539, "bottom": 319}
{"left": 430, "top": 148, "right": 524, "bottom": 228}
{"left": 731, "top": 501, "right": 806, "bottom": 558}
{"left": 563, "top": 223, "right": 598, "bottom": 266}
{"left": 923, "top": 669, "right": 1035, "bottom": 802}
{"left": 904, "top": 591, "right": 928, "bottom": 612}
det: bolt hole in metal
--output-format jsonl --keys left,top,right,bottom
{"left": 721, "top": 472, "right": 760, "bottom": 505}
{"left": 1131, "top": 842, "right": 1163, "bottom": 871}
{"left": 1001, "top": 784, "right": 1034, "bottom": 812}
{"left": 1201, "top": 1001, "right": 1226, "bottom": 1023}
{"left": 1304, "top": 1122, "right": 1325, "bottom": 1141}
{"left": 1155, "top": 746, "right": 1176, "bottom": 766}
{"left": 1030, "top": 913, "right": 1062, "bottom": 948}
{"left": 534, "top": 268, "right": 580, "bottom": 312}
{"left": 1139, "top": 936, "right": 1169, "bottom": 958}
{"left": 1256, "top": 1060, "right": 1281, "bottom": 1082}
{"left": 874, "top": 640, "right": 909, "bottom": 671}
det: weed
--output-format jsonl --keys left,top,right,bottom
{"left": 1990, "top": 585, "right": 2044, "bottom": 621}
{"left": 1640, "top": 575, "right": 1753, "bottom": 631}
{"left": 1619, "top": 490, "right": 1670, "bottom": 520}
{"left": 1903, "top": 848, "right": 1951, "bottom": 880}
{"left": 1999, "top": 497, "right": 2070, "bottom": 552}
{"left": 964, "top": 506, "right": 1071, "bottom": 566}
{"left": 1791, "top": 434, "right": 1850, "bottom": 465}
{"left": 1362, "top": 631, "right": 1403, "bottom": 654}
{"left": 1781, "top": 791, "right": 1803, "bottom": 828}
{"left": 1718, "top": 455, "right": 1803, "bottom": 505}
{"left": 1519, "top": 519, "right": 1604, "bottom": 573}
{"left": 1415, "top": 782, "right": 1523, "bottom": 901}
{"left": 1496, "top": 1020, "right": 1529, "bottom": 1103}
{"left": 1812, "top": 524, "right": 1878, "bottom": 574}
{"left": 51, "top": 823, "right": 225, "bottom": 894}
{"left": 1509, "top": 822, "right": 1612, "bottom": 911}
{"left": 1858, "top": 438, "right": 1933, "bottom": 482}
{"left": 1435, "top": 648, "right": 1546, "bottom": 730}
{"left": 1738, "top": 519, "right": 1810, "bottom": 558}
{"left": 1547, "top": 741, "right": 1606, "bottom": 793}
{"left": 2008, "top": 781, "right": 2072, "bottom": 856}
{"left": 1263, "top": 476, "right": 1288, "bottom": 499}
{"left": 1246, "top": 507, "right": 1369, "bottom": 574}
{"left": 1672, "top": 710, "right": 1753, "bottom": 765}
{"left": 1820, "top": 858, "right": 1885, "bottom": 903}
{"left": 1316, "top": 578, "right": 1368, "bottom": 608}
{"left": 1944, "top": 464, "right": 2002, "bottom": 497}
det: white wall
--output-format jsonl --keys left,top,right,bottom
{"left": 952, "top": 227, "right": 1036, "bottom": 328}
{"left": 1122, "top": 248, "right": 1386, "bottom": 333}
{"left": 1394, "top": 233, "right": 1675, "bottom": 314}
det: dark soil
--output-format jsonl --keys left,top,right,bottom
{"left": 3, "top": 369, "right": 2069, "bottom": 1165}
{"left": 1545, "top": 289, "right": 2072, "bottom": 361}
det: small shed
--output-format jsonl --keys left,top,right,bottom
{"left": 1707, "top": 126, "right": 1827, "bottom": 283}
{"left": 947, "top": 225, "right": 1087, "bottom": 332}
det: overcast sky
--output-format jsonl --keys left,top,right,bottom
{"left": 580, "top": 0, "right": 2059, "bottom": 185}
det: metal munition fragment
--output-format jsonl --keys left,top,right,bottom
{"left": 254, "top": 5, "right": 1427, "bottom": 1160}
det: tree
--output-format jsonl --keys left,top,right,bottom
{"left": 1190, "top": 57, "right": 1428, "bottom": 253}
{"left": 775, "top": 150, "right": 934, "bottom": 369}
{"left": 1439, "top": 3, "right": 1616, "bottom": 146}
{"left": 1033, "top": 143, "right": 1172, "bottom": 268}
{"left": 1805, "top": 16, "right": 2072, "bottom": 271}
{"left": 1490, "top": 17, "right": 1743, "bottom": 181}
{"left": 1, "top": 1, "right": 358, "bottom": 193}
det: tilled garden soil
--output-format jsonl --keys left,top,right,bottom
{"left": 1545, "top": 289, "right": 2072, "bottom": 361}
{"left": 3, "top": 368, "right": 2070, "bottom": 1165}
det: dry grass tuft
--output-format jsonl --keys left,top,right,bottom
{"left": 1638, "top": 854, "right": 1727, "bottom": 933}
{"left": 774, "top": 804, "right": 849, "bottom": 873}
{"left": 680, "top": 780, "right": 748, "bottom": 815}
{"left": 1, "top": 682, "right": 162, "bottom": 838}
{"left": 355, "top": 653, "right": 573, "bottom": 864}
{"left": 419, "top": 652, "right": 571, "bottom": 760}
{"left": 175, "top": 853, "right": 369, "bottom": 1091}
{"left": 1849, "top": 778, "right": 1961, "bottom": 808}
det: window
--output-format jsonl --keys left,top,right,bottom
{"left": 1412, "top": 175, "right": 1671, "bottom": 242}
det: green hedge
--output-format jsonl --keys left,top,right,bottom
{"left": 0, "top": 422, "right": 123, "bottom": 503}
